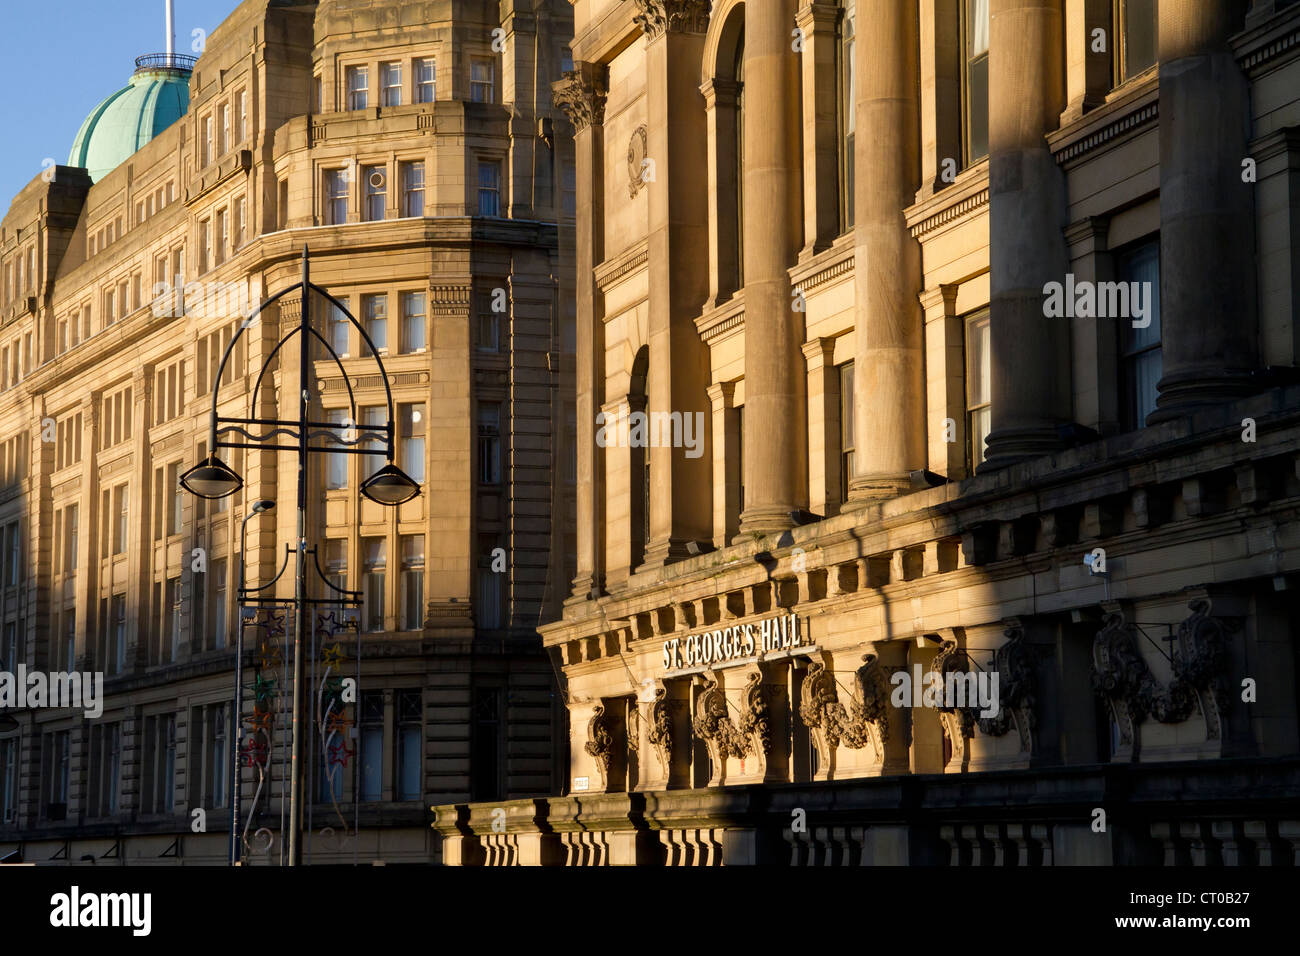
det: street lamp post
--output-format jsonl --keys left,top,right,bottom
{"left": 182, "top": 246, "right": 419, "bottom": 866}
{"left": 231, "top": 499, "right": 275, "bottom": 865}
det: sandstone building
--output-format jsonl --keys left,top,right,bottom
{"left": 0, "top": 0, "right": 575, "bottom": 865}
{"left": 433, "top": 0, "right": 1300, "bottom": 865}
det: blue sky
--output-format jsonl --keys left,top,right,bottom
{"left": 0, "top": 0, "right": 239, "bottom": 204}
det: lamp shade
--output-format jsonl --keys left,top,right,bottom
{"left": 359, "top": 463, "right": 421, "bottom": 506}
{"left": 180, "top": 454, "right": 243, "bottom": 499}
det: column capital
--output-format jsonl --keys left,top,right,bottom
{"left": 633, "top": 0, "right": 712, "bottom": 40}
{"left": 705, "top": 380, "right": 736, "bottom": 410}
{"left": 795, "top": 0, "right": 842, "bottom": 33}
{"left": 800, "top": 336, "right": 835, "bottom": 369}
{"left": 552, "top": 63, "right": 609, "bottom": 132}
{"left": 699, "top": 77, "right": 741, "bottom": 109}
{"left": 1064, "top": 214, "right": 1111, "bottom": 251}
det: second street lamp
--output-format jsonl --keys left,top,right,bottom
{"left": 183, "top": 245, "right": 419, "bottom": 866}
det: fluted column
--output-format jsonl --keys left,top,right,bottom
{"left": 739, "top": 0, "right": 807, "bottom": 535}
{"left": 846, "top": 0, "right": 925, "bottom": 503}
{"left": 1149, "top": 0, "right": 1258, "bottom": 421}
{"left": 636, "top": 0, "right": 714, "bottom": 568}
{"left": 981, "top": 0, "right": 1072, "bottom": 469}
{"left": 552, "top": 64, "right": 608, "bottom": 600}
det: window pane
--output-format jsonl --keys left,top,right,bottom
{"left": 400, "top": 404, "right": 426, "bottom": 482}
{"left": 1122, "top": 0, "right": 1157, "bottom": 79}
{"left": 363, "top": 294, "right": 387, "bottom": 351}
{"left": 401, "top": 291, "right": 426, "bottom": 352}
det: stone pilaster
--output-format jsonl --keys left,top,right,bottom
{"left": 981, "top": 0, "right": 1073, "bottom": 468}
{"left": 552, "top": 63, "right": 608, "bottom": 601}
{"left": 638, "top": 3, "right": 714, "bottom": 568}
{"left": 1060, "top": 0, "right": 1112, "bottom": 124}
{"left": 801, "top": 337, "right": 840, "bottom": 516}
{"left": 739, "top": 0, "right": 807, "bottom": 535}
{"left": 1150, "top": 0, "right": 1259, "bottom": 421}
{"left": 705, "top": 381, "right": 739, "bottom": 547}
{"left": 846, "top": 0, "right": 925, "bottom": 504}
{"left": 797, "top": 1, "right": 843, "bottom": 257}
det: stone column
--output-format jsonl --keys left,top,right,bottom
{"left": 739, "top": 0, "right": 807, "bottom": 535}
{"left": 981, "top": 0, "right": 1072, "bottom": 469}
{"left": 637, "top": 2, "right": 714, "bottom": 568}
{"left": 797, "top": 0, "right": 842, "bottom": 258}
{"left": 552, "top": 64, "right": 607, "bottom": 600}
{"left": 706, "top": 381, "right": 740, "bottom": 547}
{"left": 847, "top": 0, "right": 925, "bottom": 503}
{"left": 1149, "top": 0, "right": 1258, "bottom": 421}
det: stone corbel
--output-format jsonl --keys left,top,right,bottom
{"left": 583, "top": 703, "right": 614, "bottom": 789}
{"left": 975, "top": 619, "right": 1038, "bottom": 756}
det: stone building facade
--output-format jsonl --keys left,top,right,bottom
{"left": 0, "top": 0, "right": 575, "bottom": 865}
{"left": 433, "top": 0, "right": 1300, "bottom": 865}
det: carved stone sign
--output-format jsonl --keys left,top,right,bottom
{"left": 661, "top": 611, "right": 805, "bottom": 673}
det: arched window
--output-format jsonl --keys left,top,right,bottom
{"left": 840, "top": 0, "right": 855, "bottom": 232}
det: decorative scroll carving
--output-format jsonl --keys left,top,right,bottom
{"left": 633, "top": 0, "right": 711, "bottom": 39}
{"left": 1091, "top": 601, "right": 1239, "bottom": 745}
{"left": 976, "top": 623, "right": 1038, "bottom": 753}
{"left": 584, "top": 704, "right": 613, "bottom": 788}
{"left": 692, "top": 671, "right": 771, "bottom": 767}
{"left": 932, "top": 641, "right": 976, "bottom": 765}
{"left": 647, "top": 685, "right": 673, "bottom": 776}
{"left": 552, "top": 64, "right": 608, "bottom": 132}
{"left": 799, "top": 655, "right": 892, "bottom": 766}
{"left": 626, "top": 701, "right": 640, "bottom": 754}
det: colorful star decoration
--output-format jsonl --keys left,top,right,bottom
{"left": 257, "top": 639, "right": 282, "bottom": 667}
{"left": 253, "top": 671, "right": 277, "bottom": 703}
{"left": 245, "top": 706, "right": 273, "bottom": 735}
{"left": 327, "top": 738, "right": 354, "bottom": 767}
{"left": 322, "top": 642, "right": 346, "bottom": 670}
{"left": 325, "top": 710, "right": 353, "bottom": 737}
{"left": 241, "top": 736, "right": 269, "bottom": 768}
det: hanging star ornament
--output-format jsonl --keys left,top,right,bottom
{"left": 322, "top": 642, "right": 346, "bottom": 670}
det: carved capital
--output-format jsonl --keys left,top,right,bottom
{"left": 552, "top": 63, "right": 608, "bottom": 132}
{"left": 633, "top": 0, "right": 711, "bottom": 39}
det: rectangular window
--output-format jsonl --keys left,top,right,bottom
{"left": 325, "top": 169, "right": 348, "bottom": 225}
{"left": 400, "top": 536, "right": 425, "bottom": 632}
{"left": 1117, "top": 0, "right": 1157, "bottom": 82}
{"left": 65, "top": 504, "right": 78, "bottom": 573}
{"left": 362, "top": 405, "right": 386, "bottom": 476}
{"left": 215, "top": 208, "right": 228, "bottom": 266}
{"left": 477, "top": 403, "right": 502, "bottom": 485}
{"left": 964, "top": 0, "right": 990, "bottom": 164}
{"left": 346, "top": 65, "right": 369, "bottom": 110}
{"left": 476, "top": 291, "right": 501, "bottom": 352}
{"left": 168, "top": 462, "right": 183, "bottom": 535}
{"left": 166, "top": 576, "right": 181, "bottom": 662}
{"left": 399, "top": 404, "right": 426, "bottom": 484}
{"left": 234, "top": 196, "right": 246, "bottom": 248}
{"left": 51, "top": 731, "right": 70, "bottom": 807}
{"left": 400, "top": 291, "right": 426, "bottom": 353}
{"left": 1117, "top": 240, "right": 1163, "bottom": 431}
{"left": 363, "top": 165, "right": 386, "bottom": 222}
{"left": 416, "top": 57, "right": 435, "bottom": 103}
{"left": 237, "top": 90, "right": 248, "bottom": 142}
{"left": 325, "top": 539, "right": 347, "bottom": 596}
{"left": 199, "top": 218, "right": 212, "bottom": 274}
{"left": 470, "top": 58, "right": 495, "bottom": 103}
{"left": 477, "top": 161, "right": 501, "bottom": 217}
{"left": 363, "top": 538, "right": 386, "bottom": 633}
{"left": 114, "top": 485, "right": 128, "bottom": 555}
{"left": 0, "top": 737, "right": 16, "bottom": 823}
{"left": 400, "top": 161, "right": 425, "bottom": 217}
{"left": 396, "top": 690, "right": 422, "bottom": 799}
{"left": 212, "top": 558, "right": 227, "bottom": 650}
{"left": 381, "top": 61, "right": 403, "bottom": 107}
{"left": 209, "top": 704, "right": 228, "bottom": 809}
{"left": 203, "top": 114, "right": 214, "bottom": 166}
{"left": 839, "top": 361, "right": 855, "bottom": 501}
{"left": 965, "top": 309, "right": 992, "bottom": 471}
{"left": 326, "top": 408, "right": 349, "bottom": 489}
{"left": 362, "top": 293, "right": 388, "bottom": 352}
{"left": 359, "top": 692, "right": 384, "bottom": 800}
{"left": 329, "top": 295, "right": 350, "bottom": 357}
{"left": 218, "top": 103, "right": 230, "bottom": 156}
{"left": 111, "top": 593, "right": 126, "bottom": 674}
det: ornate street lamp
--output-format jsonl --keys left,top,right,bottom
{"left": 183, "top": 246, "right": 419, "bottom": 866}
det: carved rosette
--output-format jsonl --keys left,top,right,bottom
{"left": 646, "top": 685, "right": 673, "bottom": 775}
{"left": 551, "top": 64, "right": 608, "bottom": 132}
{"left": 976, "top": 623, "right": 1039, "bottom": 754}
{"left": 583, "top": 704, "right": 613, "bottom": 788}
{"left": 633, "top": 0, "right": 711, "bottom": 39}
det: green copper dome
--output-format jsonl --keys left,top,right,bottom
{"left": 68, "top": 55, "right": 195, "bottom": 183}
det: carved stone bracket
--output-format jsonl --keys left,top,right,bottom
{"left": 584, "top": 704, "right": 613, "bottom": 789}
{"left": 633, "top": 0, "right": 712, "bottom": 39}
{"left": 931, "top": 640, "right": 976, "bottom": 766}
{"left": 646, "top": 683, "right": 673, "bottom": 776}
{"left": 976, "top": 622, "right": 1039, "bottom": 754}
{"left": 692, "top": 670, "right": 770, "bottom": 768}
{"left": 798, "top": 654, "right": 892, "bottom": 766}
